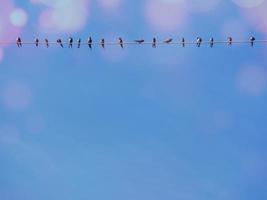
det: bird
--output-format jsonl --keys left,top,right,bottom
{"left": 16, "top": 37, "right": 22, "bottom": 47}
{"left": 210, "top": 37, "right": 214, "bottom": 48}
{"left": 134, "top": 39, "right": 144, "bottom": 44}
{"left": 35, "top": 38, "right": 39, "bottom": 47}
{"left": 57, "top": 39, "right": 63, "bottom": 48}
{"left": 182, "top": 38, "right": 185, "bottom": 47}
{"left": 87, "top": 37, "right": 92, "bottom": 49}
{"left": 164, "top": 38, "right": 173, "bottom": 44}
{"left": 118, "top": 37, "right": 123, "bottom": 48}
{"left": 250, "top": 36, "right": 256, "bottom": 46}
{"left": 68, "top": 37, "right": 73, "bottom": 48}
{"left": 152, "top": 37, "right": 156, "bottom": 48}
{"left": 101, "top": 38, "right": 105, "bottom": 48}
{"left": 196, "top": 37, "right": 202, "bottom": 47}
{"left": 77, "top": 38, "right": 81, "bottom": 48}
{"left": 45, "top": 38, "right": 49, "bottom": 47}
{"left": 228, "top": 37, "right": 233, "bottom": 46}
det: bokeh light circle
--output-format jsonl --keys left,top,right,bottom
{"left": 232, "top": 0, "right": 265, "bottom": 8}
{"left": 10, "top": 8, "right": 28, "bottom": 27}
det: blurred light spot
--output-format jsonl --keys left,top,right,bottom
{"left": 1, "top": 82, "right": 32, "bottom": 111}
{"left": 0, "top": 124, "right": 20, "bottom": 144}
{"left": 221, "top": 18, "right": 248, "bottom": 39}
{"left": 0, "top": 48, "right": 3, "bottom": 63}
{"left": 145, "top": 0, "right": 187, "bottom": 32}
{"left": 0, "top": 0, "right": 21, "bottom": 47}
{"left": 10, "top": 8, "right": 28, "bottom": 27}
{"left": 237, "top": 65, "right": 267, "bottom": 96}
{"left": 98, "top": 0, "right": 121, "bottom": 12}
{"left": 187, "top": 0, "right": 222, "bottom": 12}
{"left": 33, "top": 0, "right": 90, "bottom": 33}
{"left": 232, "top": 0, "right": 265, "bottom": 7}
{"left": 26, "top": 116, "right": 45, "bottom": 135}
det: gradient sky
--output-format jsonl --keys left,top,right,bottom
{"left": 1, "top": 0, "right": 267, "bottom": 200}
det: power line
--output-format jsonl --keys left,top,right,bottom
{"left": 0, "top": 36, "right": 264, "bottom": 48}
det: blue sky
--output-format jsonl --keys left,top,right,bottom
{"left": 0, "top": 0, "right": 267, "bottom": 200}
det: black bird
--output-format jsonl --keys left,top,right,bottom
{"left": 182, "top": 38, "right": 185, "bottom": 47}
{"left": 45, "top": 38, "right": 49, "bottom": 47}
{"left": 134, "top": 39, "right": 144, "bottom": 44}
{"left": 118, "top": 37, "right": 123, "bottom": 48}
{"left": 196, "top": 37, "right": 202, "bottom": 47}
{"left": 87, "top": 37, "right": 92, "bottom": 49}
{"left": 164, "top": 38, "right": 173, "bottom": 44}
{"left": 77, "top": 38, "right": 81, "bottom": 48}
{"left": 16, "top": 37, "right": 22, "bottom": 47}
{"left": 250, "top": 36, "right": 256, "bottom": 46}
{"left": 210, "top": 37, "right": 214, "bottom": 48}
{"left": 57, "top": 39, "right": 63, "bottom": 48}
{"left": 68, "top": 37, "right": 73, "bottom": 48}
{"left": 152, "top": 37, "right": 156, "bottom": 48}
{"left": 35, "top": 38, "right": 39, "bottom": 47}
{"left": 101, "top": 38, "right": 105, "bottom": 49}
{"left": 228, "top": 37, "right": 233, "bottom": 46}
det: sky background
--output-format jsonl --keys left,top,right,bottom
{"left": 1, "top": 0, "right": 267, "bottom": 199}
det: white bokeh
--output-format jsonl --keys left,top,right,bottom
{"left": 10, "top": 8, "right": 28, "bottom": 27}
{"left": 232, "top": 0, "right": 265, "bottom": 7}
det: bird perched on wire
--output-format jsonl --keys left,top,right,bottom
{"left": 118, "top": 37, "right": 123, "bottom": 48}
{"left": 228, "top": 37, "right": 233, "bottom": 46}
{"left": 16, "top": 37, "right": 22, "bottom": 47}
{"left": 35, "top": 38, "right": 39, "bottom": 47}
{"left": 250, "top": 36, "right": 255, "bottom": 46}
{"left": 101, "top": 38, "right": 105, "bottom": 48}
{"left": 68, "top": 37, "right": 73, "bottom": 48}
{"left": 45, "top": 38, "right": 49, "bottom": 47}
{"left": 164, "top": 38, "right": 173, "bottom": 44}
{"left": 182, "top": 38, "right": 185, "bottom": 47}
{"left": 134, "top": 39, "right": 145, "bottom": 44}
{"left": 77, "top": 38, "right": 81, "bottom": 48}
{"left": 210, "top": 37, "right": 214, "bottom": 48}
{"left": 152, "top": 37, "right": 156, "bottom": 48}
{"left": 87, "top": 37, "right": 92, "bottom": 49}
{"left": 196, "top": 37, "right": 202, "bottom": 47}
{"left": 57, "top": 39, "right": 63, "bottom": 48}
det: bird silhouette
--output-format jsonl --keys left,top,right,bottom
{"left": 250, "top": 36, "right": 255, "bottom": 46}
{"left": 77, "top": 38, "right": 81, "bottom": 48}
{"left": 134, "top": 39, "right": 144, "bottom": 44}
{"left": 45, "top": 39, "right": 49, "bottom": 47}
{"left": 87, "top": 37, "right": 92, "bottom": 49}
{"left": 16, "top": 37, "right": 22, "bottom": 47}
{"left": 182, "top": 38, "right": 185, "bottom": 47}
{"left": 196, "top": 37, "right": 202, "bottom": 47}
{"left": 68, "top": 37, "right": 73, "bottom": 48}
{"left": 210, "top": 37, "right": 214, "bottom": 48}
{"left": 118, "top": 37, "right": 123, "bottom": 48}
{"left": 228, "top": 37, "right": 233, "bottom": 46}
{"left": 101, "top": 38, "right": 105, "bottom": 48}
{"left": 35, "top": 38, "right": 39, "bottom": 47}
{"left": 164, "top": 38, "right": 173, "bottom": 44}
{"left": 152, "top": 37, "right": 156, "bottom": 48}
{"left": 57, "top": 39, "right": 63, "bottom": 48}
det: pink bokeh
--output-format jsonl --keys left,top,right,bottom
{"left": 97, "top": 0, "right": 122, "bottom": 13}
{"left": 144, "top": 0, "right": 188, "bottom": 33}
{"left": 32, "top": 0, "right": 90, "bottom": 33}
{"left": 236, "top": 65, "right": 267, "bottom": 96}
{"left": 1, "top": 82, "right": 33, "bottom": 111}
{"left": 0, "top": 0, "right": 22, "bottom": 45}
